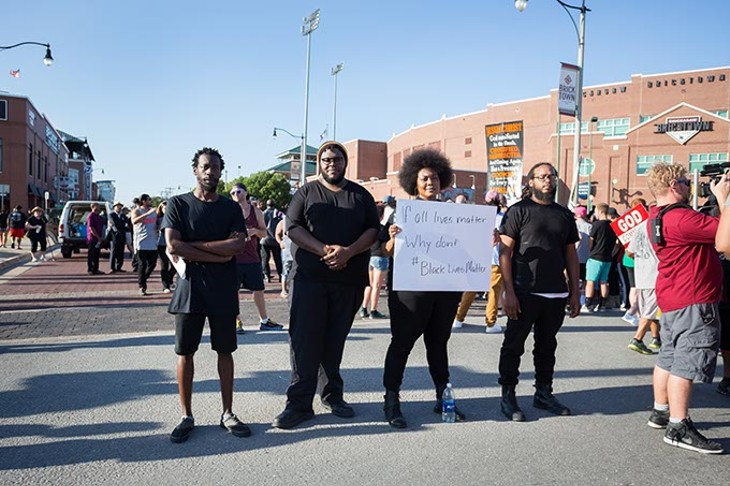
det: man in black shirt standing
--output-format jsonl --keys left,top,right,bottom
{"left": 273, "top": 141, "right": 380, "bottom": 429}
{"left": 584, "top": 203, "right": 618, "bottom": 312}
{"left": 498, "top": 162, "right": 581, "bottom": 421}
{"left": 109, "top": 202, "right": 127, "bottom": 272}
{"left": 162, "top": 147, "right": 251, "bottom": 443}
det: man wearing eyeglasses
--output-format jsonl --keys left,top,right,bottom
{"left": 497, "top": 162, "right": 580, "bottom": 422}
{"left": 644, "top": 163, "right": 723, "bottom": 454}
{"left": 272, "top": 141, "right": 380, "bottom": 429}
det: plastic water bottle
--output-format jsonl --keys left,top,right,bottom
{"left": 442, "top": 383, "right": 456, "bottom": 423}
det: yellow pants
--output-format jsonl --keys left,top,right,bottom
{"left": 454, "top": 265, "right": 503, "bottom": 326}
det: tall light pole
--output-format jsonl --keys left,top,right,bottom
{"left": 273, "top": 127, "right": 306, "bottom": 182}
{"left": 330, "top": 62, "right": 344, "bottom": 140}
{"left": 0, "top": 41, "right": 54, "bottom": 66}
{"left": 301, "top": 9, "right": 320, "bottom": 183}
{"left": 588, "top": 116, "right": 598, "bottom": 212}
{"left": 515, "top": 0, "right": 589, "bottom": 207}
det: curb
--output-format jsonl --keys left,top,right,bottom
{"left": 0, "top": 244, "right": 61, "bottom": 272}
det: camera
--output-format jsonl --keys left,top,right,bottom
{"left": 698, "top": 162, "right": 730, "bottom": 198}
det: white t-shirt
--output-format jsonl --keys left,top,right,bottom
{"left": 627, "top": 221, "right": 658, "bottom": 289}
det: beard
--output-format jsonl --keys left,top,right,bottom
{"left": 322, "top": 171, "right": 345, "bottom": 185}
{"left": 531, "top": 186, "right": 556, "bottom": 203}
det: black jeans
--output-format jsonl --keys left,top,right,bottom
{"left": 109, "top": 235, "right": 126, "bottom": 271}
{"left": 87, "top": 242, "right": 100, "bottom": 273}
{"left": 157, "top": 246, "right": 174, "bottom": 289}
{"left": 498, "top": 293, "right": 567, "bottom": 387}
{"left": 261, "top": 240, "right": 283, "bottom": 279}
{"left": 137, "top": 249, "right": 158, "bottom": 290}
{"left": 383, "top": 290, "right": 461, "bottom": 397}
{"left": 285, "top": 278, "right": 362, "bottom": 411}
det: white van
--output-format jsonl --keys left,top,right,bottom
{"left": 58, "top": 201, "right": 113, "bottom": 258}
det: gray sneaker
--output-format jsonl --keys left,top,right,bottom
{"left": 647, "top": 408, "right": 669, "bottom": 429}
{"left": 663, "top": 418, "right": 723, "bottom": 454}
{"left": 628, "top": 338, "right": 654, "bottom": 355}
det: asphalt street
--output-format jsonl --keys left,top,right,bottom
{"left": 0, "top": 255, "right": 728, "bottom": 485}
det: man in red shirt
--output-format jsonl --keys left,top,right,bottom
{"left": 645, "top": 163, "right": 723, "bottom": 454}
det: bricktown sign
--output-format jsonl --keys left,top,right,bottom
{"left": 654, "top": 116, "right": 714, "bottom": 144}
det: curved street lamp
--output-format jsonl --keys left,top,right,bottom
{"left": 515, "top": 0, "right": 590, "bottom": 206}
{"left": 0, "top": 41, "right": 54, "bottom": 66}
{"left": 273, "top": 127, "right": 307, "bottom": 180}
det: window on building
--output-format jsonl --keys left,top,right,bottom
{"left": 44, "top": 155, "right": 48, "bottom": 182}
{"left": 464, "top": 150, "right": 472, "bottom": 158}
{"left": 712, "top": 110, "right": 728, "bottom": 119}
{"left": 464, "top": 137, "right": 472, "bottom": 145}
{"left": 636, "top": 154, "right": 672, "bottom": 176}
{"left": 0, "top": 138, "right": 3, "bottom": 172}
{"left": 559, "top": 121, "right": 588, "bottom": 135}
{"left": 639, "top": 115, "right": 654, "bottom": 123}
{"left": 0, "top": 99, "right": 7, "bottom": 120}
{"left": 37, "top": 150, "right": 42, "bottom": 179}
{"left": 596, "top": 118, "right": 630, "bottom": 137}
{"left": 689, "top": 153, "right": 729, "bottom": 173}
{"left": 29, "top": 144, "right": 33, "bottom": 176}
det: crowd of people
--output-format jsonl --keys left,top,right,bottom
{"left": 5, "top": 141, "right": 726, "bottom": 456}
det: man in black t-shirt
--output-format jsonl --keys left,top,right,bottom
{"left": 584, "top": 203, "right": 618, "bottom": 312}
{"left": 272, "top": 141, "right": 380, "bottom": 429}
{"left": 161, "top": 147, "right": 251, "bottom": 443}
{"left": 261, "top": 200, "right": 283, "bottom": 282}
{"left": 498, "top": 162, "right": 581, "bottom": 422}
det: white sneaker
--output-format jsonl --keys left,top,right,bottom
{"left": 581, "top": 305, "right": 591, "bottom": 313}
{"left": 485, "top": 324, "right": 503, "bottom": 334}
{"left": 452, "top": 320, "right": 463, "bottom": 329}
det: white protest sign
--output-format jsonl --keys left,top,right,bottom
{"left": 393, "top": 199, "right": 496, "bottom": 291}
{"left": 610, "top": 205, "right": 650, "bottom": 248}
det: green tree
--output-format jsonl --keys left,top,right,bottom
{"left": 226, "top": 171, "right": 293, "bottom": 209}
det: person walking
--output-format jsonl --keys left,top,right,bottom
{"left": 381, "top": 149, "right": 466, "bottom": 429}
{"left": 109, "top": 202, "right": 127, "bottom": 272}
{"left": 162, "top": 147, "right": 251, "bottom": 443}
{"left": 0, "top": 206, "right": 9, "bottom": 248}
{"left": 272, "top": 141, "right": 379, "bottom": 429}
{"left": 25, "top": 207, "right": 48, "bottom": 262}
{"left": 8, "top": 205, "right": 27, "bottom": 250}
{"left": 497, "top": 162, "right": 581, "bottom": 422}
{"left": 132, "top": 194, "right": 159, "bottom": 295}
{"left": 86, "top": 203, "right": 105, "bottom": 275}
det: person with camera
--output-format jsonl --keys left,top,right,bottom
{"left": 710, "top": 173, "right": 730, "bottom": 397}
{"left": 644, "top": 162, "right": 723, "bottom": 454}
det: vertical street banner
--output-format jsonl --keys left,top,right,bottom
{"left": 486, "top": 120, "right": 524, "bottom": 206}
{"left": 558, "top": 62, "right": 579, "bottom": 116}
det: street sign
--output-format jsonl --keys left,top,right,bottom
{"left": 577, "top": 182, "right": 591, "bottom": 199}
{"left": 579, "top": 157, "right": 595, "bottom": 176}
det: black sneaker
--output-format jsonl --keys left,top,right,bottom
{"left": 369, "top": 310, "right": 387, "bottom": 320}
{"left": 663, "top": 418, "right": 724, "bottom": 454}
{"left": 647, "top": 408, "right": 669, "bottom": 429}
{"left": 170, "top": 416, "right": 194, "bottom": 443}
{"left": 220, "top": 413, "right": 252, "bottom": 437}
{"left": 359, "top": 307, "right": 369, "bottom": 319}
{"left": 259, "top": 319, "right": 284, "bottom": 331}
{"left": 717, "top": 379, "right": 730, "bottom": 396}
{"left": 628, "top": 338, "right": 654, "bottom": 355}
{"left": 648, "top": 338, "right": 662, "bottom": 350}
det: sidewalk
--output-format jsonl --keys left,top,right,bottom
{"left": 0, "top": 245, "right": 32, "bottom": 271}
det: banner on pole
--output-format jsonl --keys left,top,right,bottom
{"left": 558, "top": 62, "right": 580, "bottom": 117}
{"left": 486, "top": 120, "right": 523, "bottom": 206}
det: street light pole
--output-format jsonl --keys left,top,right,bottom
{"left": 515, "top": 0, "right": 589, "bottom": 207}
{"left": 0, "top": 41, "right": 54, "bottom": 66}
{"left": 588, "top": 116, "right": 598, "bottom": 213}
{"left": 331, "top": 62, "right": 344, "bottom": 140}
{"left": 301, "top": 9, "right": 321, "bottom": 183}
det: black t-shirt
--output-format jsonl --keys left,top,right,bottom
{"left": 26, "top": 215, "right": 47, "bottom": 239}
{"left": 262, "top": 207, "right": 282, "bottom": 246}
{"left": 589, "top": 219, "right": 617, "bottom": 262}
{"left": 0, "top": 211, "right": 8, "bottom": 227}
{"left": 161, "top": 192, "right": 247, "bottom": 315}
{"left": 499, "top": 198, "right": 579, "bottom": 293}
{"left": 287, "top": 179, "right": 380, "bottom": 286}
{"left": 9, "top": 211, "right": 26, "bottom": 229}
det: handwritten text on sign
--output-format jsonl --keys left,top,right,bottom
{"left": 610, "top": 205, "right": 650, "bottom": 247}
{"left": 393, "top": 199, "right": 497, "bottom": 291}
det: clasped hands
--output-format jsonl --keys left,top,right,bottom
{"left": 322, "top": 244, "right": 351, "bottom": 271}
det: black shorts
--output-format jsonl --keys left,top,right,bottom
{"left": 30, "top": 237, "right": 47, "bottom": 252}
{"left": 174, "top": 313, "right": 237, "bottom": 356}
{"left": 579, "top": 263, "right": 586, "bottom": 281}
{"left": 237, "top": 263, "right": 265, "bottom": 291}
{"left": 720, "top": 306, "right": 730, "bottom": 353}
{"left": 626, "top": 266, "right": 635, "bottom": 288}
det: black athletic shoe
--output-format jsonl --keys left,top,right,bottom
{"left": 717, "top": 379, "right": 730, "bottom": 396}
{"left": 663, "top": 418, "right": 723, "bottom": 454}
{"left": 272, "top": 409, "right": 314, "bottom": 429}
{"left": 647, "top": 408, "right": 670, "bottom": 429}
{"left": 170, "top": 416, "right": 194, "bottom": 443}
{"left": 220, "top": 413, "right": 251, "bottom": 437}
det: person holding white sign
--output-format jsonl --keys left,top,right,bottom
{"left": 498, "top": 162, "right": 581, "bottom": 422}
{"left": 382, "top": 149, "right": 465, "bottom": 429}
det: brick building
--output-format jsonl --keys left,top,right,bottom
{"left": 343, "top": 66, "right": 729, "bottom": 208}
{"left": 0, "top": 93, "right": 69, "bottom": 211}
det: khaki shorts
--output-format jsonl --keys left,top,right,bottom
{"left": 656, "top": 303, "right": 720, "bottom": 383}
{"left": 637, "top": 288, "right": 659, "bottom": 320}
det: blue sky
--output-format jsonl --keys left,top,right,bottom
{"left": 2, "top": 0, "right": 729, "bottom": 204}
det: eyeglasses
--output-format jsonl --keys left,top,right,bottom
{"left": 675, "top": 178, "right": 691, "bottom": 187}
{"left": 230, "top": 189, "right": 242, "bottom": 195}
{"left": 321, "top": 156, "right": 344, "bottom": 165}
{"left": 533, "top": 174, "right": 557, "bottom": 181}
